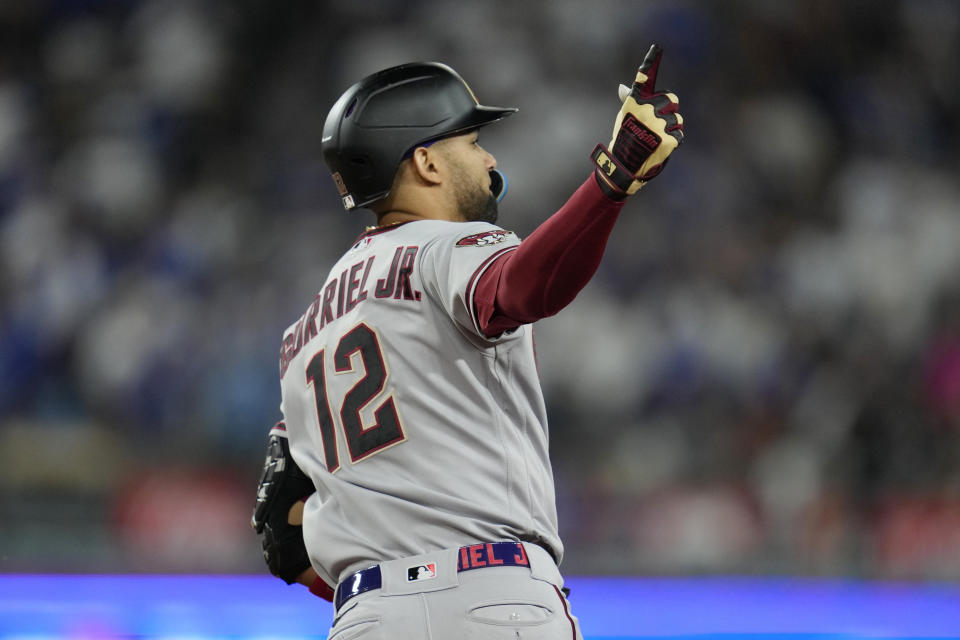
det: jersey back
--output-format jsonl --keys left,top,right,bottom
{"left": 277, "top": 220, "right": 561, "bottom": 586}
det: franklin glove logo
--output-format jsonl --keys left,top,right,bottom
{"left": 621, "top": 114, "right": 661, "bottom": 153}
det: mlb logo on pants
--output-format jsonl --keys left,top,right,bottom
{"left": 407, "top": 563, "right": 437, "bottom": 582}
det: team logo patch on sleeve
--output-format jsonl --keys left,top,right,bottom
{"left": 455, "top": 229, "right": 514, "bottom": 247}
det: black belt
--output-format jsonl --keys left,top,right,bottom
{"left": 335, "top": 541, "right": 532, "bottom": 611}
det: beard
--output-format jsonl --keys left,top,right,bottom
{"left": 450, "top": 163, "right": 499, "bottom": 224}
{"left": 464, "top": 192, "right": 499, "bottom": 224}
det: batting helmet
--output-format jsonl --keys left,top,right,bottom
{"left": 321, "top": 62, "right": 518, "bottom": 210}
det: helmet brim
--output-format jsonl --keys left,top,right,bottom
{"left": 407, "top": 105, "right": 518, "bottom": 151}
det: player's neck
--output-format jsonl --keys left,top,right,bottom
{"left": 374, "top": 198, "right": 461, "bottom": 228}
{"left": 370, "top": 179, "right": 462, "bottom": 227}
{"left": 374, "top": 210, "right": 421, "bottom": 229}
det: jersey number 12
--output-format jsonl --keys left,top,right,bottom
{"left": 305, "top": 323, "right": 405, "bottom": 472}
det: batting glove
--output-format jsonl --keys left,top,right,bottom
{"left": 592, "top": 43, "right": 684, "bottom": 199}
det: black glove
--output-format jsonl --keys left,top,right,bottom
{"left": 251, "top": 424, "right": 315, "bottom": 584}
{"left": 592, "top": 43, "right": 684, "bottom": 198}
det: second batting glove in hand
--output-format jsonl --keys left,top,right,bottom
{"left": 592, "top": 43, "right": 684, "bottom": 199}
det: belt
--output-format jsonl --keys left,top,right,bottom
{"left": 335, "top": 541, "right": 532, "bottom": 611}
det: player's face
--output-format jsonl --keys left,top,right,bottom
{"left": 441, "top": 131, "right": 499, "bottom": 224}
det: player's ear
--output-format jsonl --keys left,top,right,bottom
{"left": 409, "top": 146, "right": 444, "bottom": 186}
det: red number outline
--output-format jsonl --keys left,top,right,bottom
{"left": 306, "top": 323, "right": 406, "bottom": 470}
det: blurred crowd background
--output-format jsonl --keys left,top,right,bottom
{"left": 1, "top": 0, "right": 959, "bottom": 580}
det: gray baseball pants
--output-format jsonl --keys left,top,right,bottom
{"left": 327, "top": 542, "right": 582, "bottom": 640}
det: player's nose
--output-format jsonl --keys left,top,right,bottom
{"left": 484, "top": 149, "right": 497, "bottom": 171}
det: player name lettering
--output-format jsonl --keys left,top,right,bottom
{"left": 457, "top": 542, "right": 528, "bottom": 571}
{"left": 279, "top": 245, "right": 422, "bottom": 378}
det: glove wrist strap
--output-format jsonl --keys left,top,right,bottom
{"left": 592, "top": 170, "right": 628, "bottom": 201}
{"left": 591, "top": 143, "right": 639, "bottom": 198}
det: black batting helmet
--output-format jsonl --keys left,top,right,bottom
{"left": 321, "top": 62, "right": 518, "bottom": 210}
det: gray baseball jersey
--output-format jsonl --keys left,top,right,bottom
{"left": 277, "top": 219, "right": 562, "bottom": 588}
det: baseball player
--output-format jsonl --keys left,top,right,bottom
{"left": 253, "top": 45, "right": 683, "bottom": 639}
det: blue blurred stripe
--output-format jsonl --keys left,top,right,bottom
{"left": 0, "top": 575, "right": 958, "bottom": 638}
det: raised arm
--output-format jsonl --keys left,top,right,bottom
{"left": 474, "top": 44, "right": 685, "bottom": 337}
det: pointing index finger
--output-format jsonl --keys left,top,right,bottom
{"left": 635, "top": 43, "right": 663, "bottom": 98}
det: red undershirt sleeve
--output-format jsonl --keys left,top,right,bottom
{"left": 473, "top": 173, "right": 627, "bottom": 337}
